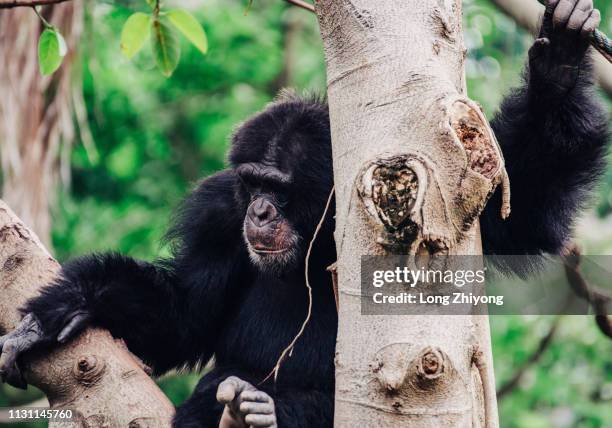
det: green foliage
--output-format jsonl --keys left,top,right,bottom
{"left": 120, "top": 8, "right": 208, "bottom": 77}
{"left": 166, "top": 10, "right": 208, "bottom": 54}
{"left": 151, "top": 17, "right": 181, "bottom": 77}
{"left": 38, "top": 28, "right": 66, "bottom": 75}
{"left": 120, "top": 12, "right": 151, "bottom": 59}
{"left": 492, "top": 316, "right": 612, "bottom": 427}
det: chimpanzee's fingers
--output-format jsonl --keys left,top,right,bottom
{"left": 581, "top": 9, "right": 600, "bottom": 38}
{"left": 239, "top": 402, "right": 274, "bottom": 415}
{"left": 0, "top": 334, "right": 8, "bottom": 351}
{"left": 0, "top": 339, "right": 28, "bottom": 389}
{"left": 567, "top": 0, "right": 592, "bottom": 31}
{"left": 3, "top": 367, "right": 27, "bottom": 389}
{"left": 216, "top": 378, "right": 238, "bottom": 404}
{"left": 1, "top": 314, "right": 37, "bottom": 340}
{"left": 0, "top": 314, "right": 45, "bottom": 388}
{"left": 244, "top": 414, "right": 277, "bottom": 428}
{"left": 216, "top": 376, "right": 256, "bottom": 405}
{"left": 553, "top": 0, "right": 578, "bottom": 28}
{"left": 57, "top": 311, "right": 90, "bottom": 344}
{"left": 0, "top": 314, "right": 46, "bottom": 389}
{"left": 0, "top": 339, "right": 19, "bottom": 375}
{"left": 240, "top": 390, "right": 273, "bottom": 403}
{"left": 540, "top": 0, "right": 557, "bottom": 38}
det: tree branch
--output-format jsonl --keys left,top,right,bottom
{"left": 0, "top": 200, "right": 175, "bottom": 425}
{"left": 562, "top": 243, "right": 612, "bottom": 339}
{"left": 284, "top": 0, "right": 314, "bottom": 13}
{"left": 0, "top": 0, "right": 318, "bottom": 14}
{"left": 496, "top": 317, "right": 560, "bottom": 399}
{"left": 489, "top": 0, "right": 612, "bottom": 96}
{"left": 0, "top": 0, "right": 69, "bottom": 8}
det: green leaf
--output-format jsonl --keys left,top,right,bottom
{"left": 38, "top": 29, "right": 66, "bottom": 76}
{"left": 151, "top": 18, "right": 180, "bottom": 77}
{"left": 166, "top": 10, "right": 208, "bottom": 55}
{"left": 120, "top": 13, "right": 151, "bottom": 59}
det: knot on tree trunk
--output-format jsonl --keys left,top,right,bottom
{"left": 356, "top": 96, "right": 510, "bottom": 255}
{"left": 417, "top": 347, "right": 446, "bottom": 380}
{"left": 373, "top": 345, "right": 452, "bottom": 394}
{"left": 369, "top": 343, "right": 469, "bottom": 416}
{"left": 73, "top": 354, "right": 105, "bottom": 386}
{"left": 357, "top": 156, "right": 428, "bottom": 250}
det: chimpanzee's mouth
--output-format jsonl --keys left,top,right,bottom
{"left": 251, "top": 246, "right": 290, "bottom": 254}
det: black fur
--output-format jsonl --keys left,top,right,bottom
{"left": 20, "top": 57, "right": 609, "bottom": 427}
{"left": 482, "top": 57, "right": 610, "bottom": 256}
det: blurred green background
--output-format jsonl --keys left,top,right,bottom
{"left": 0, "top": 0, "right": 611, "bottom": 427}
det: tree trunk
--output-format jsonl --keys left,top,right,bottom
{"left": 490, "top": 0, "right": 612, "bottom": 96}
{"left": 0, "top": 3, "right": 81, "bottom": 246}
{"left": 0, "top": 200, "right": 175, "bottom": 427}
{"left": 315, "top": 1, "right": 501, "bottom": 426}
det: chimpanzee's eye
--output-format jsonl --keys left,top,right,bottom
{"left": 240, "top": 175, "right": 260, "bottom": 193}
{"left": 275, "top": 193, "right": 289, "bottom": 207}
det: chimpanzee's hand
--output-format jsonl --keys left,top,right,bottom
{"left": 216, "top": 376, "right": 277, "bottom": 428}
{"left": 0, "top": 310, "right": 90, "bottom": 389}
{"left": 529, "top": 0, "right": 601, "bottom": 93}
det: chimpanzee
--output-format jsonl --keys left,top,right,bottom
{"left": 0, "top": 1, "right": 609, "bottom": 426}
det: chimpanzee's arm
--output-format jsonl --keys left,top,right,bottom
{"left": 481, "top": 0, "right": 609, "bottom": 257}
{"left": 0, "top": 171, "right": 247, "bottom": 385}
{"left": 21, "top": 254, "right": 185, "bottom": 375}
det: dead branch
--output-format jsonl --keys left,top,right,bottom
{"left": 496, "top": 317, "right": 560, "bottom": 399}
{"left": 0, "top": 0, "right": 316, "bottom": 12}
{"left": 284, "top": 0, "right": 314, "bottom": 13}
{"left": 0, "top": 0, "right": 69, "bottom": 8}
{"left": 562, "top": 243, "right": 612, "bottom": 339}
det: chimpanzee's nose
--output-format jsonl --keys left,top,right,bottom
{"left": 248, "top": 198, "right": 278, "bottom": 227}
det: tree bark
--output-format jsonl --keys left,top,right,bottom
{"left": 0, "top": 200, "right": 175, "bottom": 427}
{"left": 490, "top": 0, "right": 612, "bottom": 96}
{"left": 315, "top": 1, "right": 500, "bottom": 426}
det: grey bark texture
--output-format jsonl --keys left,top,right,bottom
{"left": 315, "top": 1, "right": 500, "bottom": 426}
{"left": 0, "top": 200, "right": 175, "bottom": 427}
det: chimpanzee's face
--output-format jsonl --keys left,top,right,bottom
{"left": 237, "top": 163, "right": 301, "bottom": 273}
{"left": 229, "top": 97, "right": 334, "bottom": 275}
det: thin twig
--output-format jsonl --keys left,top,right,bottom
{"left": 260, "top": 187, "right": 335, "bottom": 384}
{"left": 284, "top": 0, "right": 314, "bottom": 13}
{"left": 496, "top": 317, "right": 561, "bottom": 399}
{"left": 31, "top": 5, "right": 52, "bottom": 27}
{"left": 0, "top": 0, "right": 69, "bottom": 8}
{"left": 562, "top": 243, "right": 612, "bottom": 339}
